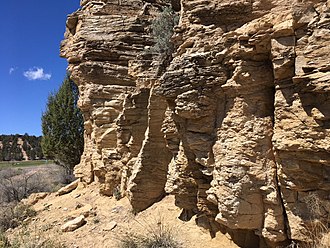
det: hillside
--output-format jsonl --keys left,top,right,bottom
{"left": 7, "top": 183, "right": 239, "bottom": 248}
{"left": 0, "top": 134, "right": 44, "bottom": 161}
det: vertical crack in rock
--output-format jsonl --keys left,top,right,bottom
{"left": 270, "top": 14, "right": 297, "bottom": 245}
{"left": 117, "top": 88, "right": 150, "bottom": 194}
{"left": 273, "top": 2, "right": 330, "bottom": 243}
{"left": 272, "top": 147, "right": 290, "bottom": 244}
{"left": 127, "top": 87, "right": 172, "bottom": 212}
{"left": 210, "top": 60, "right": 287, "bottom": 246}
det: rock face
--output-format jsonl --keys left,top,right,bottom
{"left": 61, "top": 0, "right": 330, "bottom": 247}
{"left": 61, "top": 0, "right": 172, "bottom": 213}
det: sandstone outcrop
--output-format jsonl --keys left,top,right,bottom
{"left": 61, "top": 0, "right": 330, "bottom": 247}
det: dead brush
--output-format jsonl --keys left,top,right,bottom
{"left": 0, "top": 203, "right": 36, "bottom": 232}
{"left": 303, "top": 193, "right": 329, "bottom": 248}
{"left": 302, "top": 220, "right": 329, "bottom": 248}
{"left": 286, "top": 193, "right": 330, "bottom": 248}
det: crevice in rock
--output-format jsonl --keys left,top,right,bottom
{"left": 127, "top": 88, "right": 172, "bottom": 212}
{"left": 273, "top": 147, "right": 291, "bottom": 242}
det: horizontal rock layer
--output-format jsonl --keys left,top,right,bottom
{"left": 61, "top": 0, "right": 330, "bottom": 247}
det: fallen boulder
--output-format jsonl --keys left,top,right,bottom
{"left": 61, "top": 215, "right": 86, "bottom": 232}
{"left": 22, "top": 192, "right": 49, "bottom": 205}
{"left": 57, "top": 179, "right": 79, "bottom": 196}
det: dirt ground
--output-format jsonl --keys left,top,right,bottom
{"left": 6, "top": 182, "right": 239, "bottom": 248}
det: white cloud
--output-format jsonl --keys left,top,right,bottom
{"left": 9, "top": 67, "right": 16, "bottom": 74}
{"left": 23, "top": 67, "right": 51, "bottom": 81}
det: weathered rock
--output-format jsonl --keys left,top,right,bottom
{"left": 61, "top": 0, "right": 330, "bottom": 246}
{"left": 61, "top": 0, "right": 172, "bottom": 212}
{"left": 22, "top": 192, "right": 49, "bottom": 206}
{"left": 57, "top": 179, "right": 79, "bottom": 196}
{"left": 69, "top": 204, "right": 93, "bottom": 218}
{"left": 157, "top": 0, "right": 330, "bottom": 246}
{"left": 61, "top": 215, "right": 86, "bottom": 232}
{"left": 103, "top": 221, "right": 117, "bottom": 231}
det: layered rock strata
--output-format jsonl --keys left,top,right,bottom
{"left": 61, "top": 0, "right": 330, "bottom": 247}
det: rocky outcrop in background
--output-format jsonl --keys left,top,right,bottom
{"left": 61, "top": 0, "right": 330, "bottom": 247}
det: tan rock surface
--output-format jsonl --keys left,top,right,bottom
{"left": 61, "top": 215, "right": 87, "bottom": 232}
{"left": 60, "top": 0, "right": 171, "bottom": 213}
{"left": 22, "top": 192, "right": 49, "bottom": 206}
{"left": 57, "top": 179, "right": 79, "bottom": 196}
{"left": 59, "top": 0, "right": 330, "bottom": 247}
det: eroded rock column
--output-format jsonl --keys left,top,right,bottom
{"left": 61, "top": 0, "right": 173, "bottom": 211}
{"left": 272, "top": 2, "right": 330, "bottom": 242}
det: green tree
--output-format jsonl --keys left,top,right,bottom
{"left": 41, "top": 75, "right": 84, "bottom": 175}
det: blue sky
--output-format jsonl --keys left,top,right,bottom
{"left": 0, "top": 1, "right": 80, "bottom": 136}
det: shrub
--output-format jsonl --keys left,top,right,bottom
{"left": 113, "top": 186, "right": 122, "bottom": 201}
{"left": 0, "top": 203, "right": 36, "bottom": 232}
{"left": 0, "top": 166, "right": 68, "bottom": 205}
{"left": 118, "top": 218, "right": 182, "bottom": 248}
{"left": 0, "top": 227, "right": 66, "bottom": 248}
{"left": 0, "top": 169, "right": 45, "bottom": 203}
{"left": 0, "top": 230, "right": 10, "bottom": 248}
{"left": 151, "top": 7, "right": 179, "bottom": 55}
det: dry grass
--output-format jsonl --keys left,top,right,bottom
{"left": 0, "top": 231, "right": 10, "bottom": 248}
{"left": 286, "top": 193, "right": 330, "bottom": 248}
{"left": 303, "top": 220, "right": 329, "bottom": 248}
{"left": 0, "top": 225, "right": 66, "bottom": 248}
{"left": 303, "top": 193, "right": 329, "bottom": 248}
{"left": 118, "top": 217, "right": 182, "bottom": 248}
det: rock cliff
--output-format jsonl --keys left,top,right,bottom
{"left": 61, "top": 0, "right": 330, "bottom": 247}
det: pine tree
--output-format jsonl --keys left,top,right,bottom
{"left": 41, "top": 75, "right": 84, "bottom": 175}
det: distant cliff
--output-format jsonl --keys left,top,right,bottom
{"left": 60, "top": 0, "right": 330, "bottom": 247}
{"left": 0, "top": 134, "right": 44, "bottom": 161}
